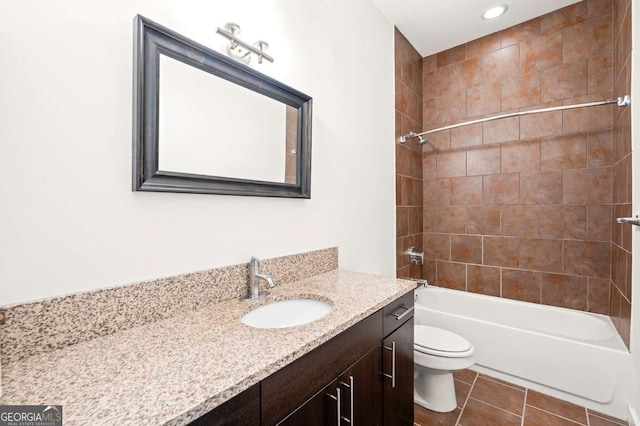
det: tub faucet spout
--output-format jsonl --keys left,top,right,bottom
{"left": 244, "top": 256, "right": 275, "bottom": 300}
{"left": 408, "top": 277, "right": 428, "bottom": 287}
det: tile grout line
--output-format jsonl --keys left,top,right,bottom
{"left": 585, "top": 406, "right": 590, "bottom": 426}
{"left": 521, "top": 388, "right": 528, "bottom": 426}
{"left": 456, "top": 371, "right": 479, "bottom": 425}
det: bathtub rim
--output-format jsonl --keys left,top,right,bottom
{"left": 414, "top": 285, "right": 629, "bottom": 352}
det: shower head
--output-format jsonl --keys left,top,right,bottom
{"left": 417, "top": 135, "right": 438, "bottom": 151}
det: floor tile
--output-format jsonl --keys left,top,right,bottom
{"left": 525, "top": 389, "right": 588, "bottom": 424}
{"left": 415, "top": 403, "right": 461, "bottom": 426}
{"left": 458, "top": 398, "right": 521, "bottom": 426}
{"left": 454, "top": 380, "right": 471, "bottom": 408}
{"left": 414, "top": 370, "right": 627, "bottom": 426}
{"left": 523, "top": 405, "right": 584, "bottom": 425}
{"left": 479, "top": 373, "right": 525, "bottom": 390}
{"left": 588, "top": 411, "right": 628, "bottom": 426}
{"left": 468, "top": 376, "right": 525, "bottom": 415}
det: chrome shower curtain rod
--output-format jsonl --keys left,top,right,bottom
{"left": 398, "top": 95, "right": 631, "bottom": 144}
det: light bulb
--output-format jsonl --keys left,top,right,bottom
{"left": 482, "top": 4, "right": 509, "bottom": 20}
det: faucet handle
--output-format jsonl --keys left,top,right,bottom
{"left": 406, "top": 247, "right": 424, "bottom": 265}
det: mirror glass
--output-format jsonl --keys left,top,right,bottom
{"left": 132, "top": 15, "right": 312, "bottom": 197}
{"left": 158, "top": 55, "right": 297, "bottom": 183}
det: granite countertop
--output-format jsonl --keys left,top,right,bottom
{"left": 0, "top": 270, "right": 415, "bottom": 425}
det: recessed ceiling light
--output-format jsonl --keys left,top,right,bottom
{"left": 482, "top": 4, "right": 509, "bottom": 20}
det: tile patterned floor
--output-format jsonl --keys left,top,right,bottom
{"left": 414, "top": 370, "right": 629, "bottom": 426}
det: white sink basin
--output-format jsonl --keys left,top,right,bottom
{"left": 241, "top": 298, "right": 333, "bottom": 329}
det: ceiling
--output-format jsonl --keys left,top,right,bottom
{"left": 371, "top": 0, "right": 581, "bottom": 57}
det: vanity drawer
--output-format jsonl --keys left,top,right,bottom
{"left": 383, "top": 290, "right": 414, "bottom": 337}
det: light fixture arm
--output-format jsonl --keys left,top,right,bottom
{"left": 216, "top": 23, "right": 274, "bottom": 64}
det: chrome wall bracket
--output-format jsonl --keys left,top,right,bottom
{"left": 617, "top": 215, "right": 640, "bottom": 226}
{"left": 618, "top": 95, "right": 631, "bottom": 106}
{"left": 216, "top": 23, "right": 274, "bottom": 64}
{"left": 398, "top": 131, "right": 416, "bottom": 144}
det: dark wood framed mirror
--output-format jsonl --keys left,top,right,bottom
{"left": 132, "top": 15, "right": 312, "bottom": 198}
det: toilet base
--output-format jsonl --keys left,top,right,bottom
{"left": 414, "top": 368, "right": 457, "bottom": 413}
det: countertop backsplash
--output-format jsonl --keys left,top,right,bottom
{"left": 0, "top": 247, "right": 338, "bottom": 365}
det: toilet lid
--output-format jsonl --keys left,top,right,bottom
{"left": 414, "top": 325, "right": 473, "bottom": 356}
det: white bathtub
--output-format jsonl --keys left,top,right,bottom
{"left": 415, "top": 286, "right": 632, "bottom": 419}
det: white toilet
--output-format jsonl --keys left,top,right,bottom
{"left": 414, "top": 325, "right": 475, "bottom": 412}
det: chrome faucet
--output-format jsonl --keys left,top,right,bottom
{"left": 244, "top": 256, "right": 275, "bottom": 300}
{"left": 409, "top": 277, "right": 429, "bottom": 287}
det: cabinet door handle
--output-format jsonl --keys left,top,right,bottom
{"left": 391, "top": 306, "right": 414, "bottom": 321}
{"left": 339, "top": 375, "right": 354, "bottom": 425}
{"left": 326, "top": 387, "right": 342, "bottom": 424}
{"left": 336, "top": 387, "right": 341, "bottom": 424}
{"left": 383, "top": 342, "right": 397, "bottom": 388}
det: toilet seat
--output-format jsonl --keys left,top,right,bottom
{"left": 414, "top": 325, "right": 473, "bottom": 358}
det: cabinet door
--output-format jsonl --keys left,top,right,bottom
{"left": 382, "top": 317, "right": 414, "bottom": 426}
{"left": 277, "top": 379, "right": 341, "bottom": 426}
{"left": 338, "top": 348, "right": 382, "bottom": 426}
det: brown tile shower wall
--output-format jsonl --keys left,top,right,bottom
{"left": 395, "top": 29, "right": 424, "bottom": 279}
{"left": 419, "top": 0, "right": 631, "bottom": 321}
{"left": 610, "top": 0, "right": 632, "bottom": 348}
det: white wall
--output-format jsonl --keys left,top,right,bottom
{"left": 0, "top": 0, "right": 396, "bottom": 306}
{"left": 632, "top": 1, "right": 640, "bottom": 421}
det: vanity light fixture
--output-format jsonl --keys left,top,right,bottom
{"left": 216, "top": 22, "right": 274, "bottom": 64}
{"left": 481, "top": 3, "right": 509, "bottom": 20}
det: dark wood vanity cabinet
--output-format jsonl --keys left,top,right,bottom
{"left": 277, "top": 377, "right": 341, "bottom": 426}
{"left": 270, "top": 289, "right": 415, "bottom": 426}
{"left": 382, "top": 317, "right": 414, "bottom": 425}
{"left": 278, "top": 348, "right": 382, "bottom": 426}
{"left": 341, "top": 347, "right": 384, "bottom": 425}
{"left": 189, "top": 290, "right": 414, "bottom": 426}
{"left": 262, "top": 310, "right": 383, "bottom": 425}
{"left": 277, "top": 348, "right": 383, "bottom": 426}
{"left": 381, "top": 290, "right": 415, "bottom": 426}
